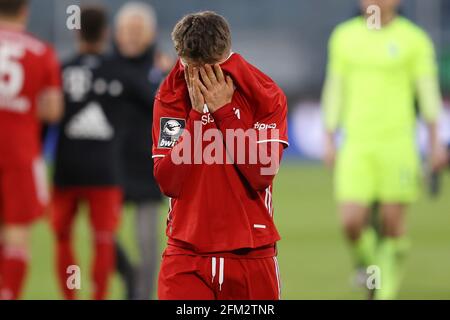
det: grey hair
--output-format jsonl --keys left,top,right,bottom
{"left": 115, "top": 1, "right": 157, "bottom": 30}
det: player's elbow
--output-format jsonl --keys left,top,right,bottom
{"left": 153, "top": 167, "right": 181, "bottom": 198}
{"left": 157, "top": 183, "right": 180, "bottom": 199}
{"left": 244, "top": 158, "right": 281, "bottom": 191}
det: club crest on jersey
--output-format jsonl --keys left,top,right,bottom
{"left": 159, "top": 118, "right": 186, "bottom": 148}
{"left": 387, "top": 42, "right": 399, "bottom": 58}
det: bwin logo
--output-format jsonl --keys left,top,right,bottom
{"left": 163, "top": 120, "right": 182, "bottom": 136}
{"left": 158, "top": 117, "right": 185, "bottom": 149}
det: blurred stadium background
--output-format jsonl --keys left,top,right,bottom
{"left": 22, "top": 0, "right": 450, "bottom": 299}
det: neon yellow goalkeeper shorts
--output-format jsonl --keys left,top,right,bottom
{"left": 335, "top": 139, "right": 420, "bottom": 205}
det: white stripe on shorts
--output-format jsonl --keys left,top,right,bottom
{"left": 32, "top": 157, "right": 49, "bottom": 206}
{"left": 273, "top": 256, "right": 281, "bottom": 300}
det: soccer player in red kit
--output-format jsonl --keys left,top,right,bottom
{"left": 153, "top": 11, "right": 288, "bottom": 300}
{"left": 0, "top": 0, "right": 63, "bottom": 299}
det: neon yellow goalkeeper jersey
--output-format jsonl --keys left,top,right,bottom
{"left": 322, "top": 16, "right": 440, "bottom": 142}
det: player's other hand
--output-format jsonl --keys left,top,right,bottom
{"left": 323, "top": 132, "right": 337, "bottom": 169}
{"left": 185, "top": 66, "right": 205, "bottom": 114}
{"left": 430, "top": 143, "right": 449, "bottom": 172}
{"left": 197, "top": 64, "right": 235, "bottom": 113}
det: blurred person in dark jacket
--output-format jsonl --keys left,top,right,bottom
{"left": 113, "top": 1, "right": 173, "bottom": 300}
{"left": 52, "top": 5, "right": 152, "bottom": 300}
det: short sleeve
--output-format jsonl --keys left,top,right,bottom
{"left": 327, "top": 27, "right": 347, "bottom": 77}
{"left": 412, "top": 30, "right": 441, "bottom": 122}
{"left": 322, "top": 26, "right": 347, "bottom": 131}
{"left": 152, "top": 99, "right": 187, "bottom": 158}
{"left": 412, "top": 30, "right": 438, "bottom": 80}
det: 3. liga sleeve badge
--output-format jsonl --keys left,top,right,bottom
{"left": 158, "top": 117, "right": 186, "bottom": 149}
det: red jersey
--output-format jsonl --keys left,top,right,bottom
{"left": 152, "top": 53, "right": 288, "bottom": 254}
{"left": 0, "top": 27, "right": 61, "bottom": 168}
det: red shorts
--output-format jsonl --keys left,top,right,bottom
{"left": 51, "top": 187, "right": 122, "bottom": 233}
{"left": 158, "top": 254, "right": 281, "bottom": 300}
{"left": 0, "top": 158, "right": 49, "bottom": 225}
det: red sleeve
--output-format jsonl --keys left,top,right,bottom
{"left": 253, "top": 92, "right": 289, "bottom": 146}
{"left": 42, "top": 45, "right": 62, "bottom": 89}
{"left": 212, "top": 97, "right": 288, "bottom": 191}
{"left": 152, "top": 99, "right": 202, "bottom": 198}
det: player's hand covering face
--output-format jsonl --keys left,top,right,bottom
{"left": 185, "top": 66, "right": 205, "bottom": 113}
{"left": 197, "top": 64, "right": 235, "bottom": 113}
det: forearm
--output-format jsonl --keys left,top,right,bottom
{"left": 324, "top": 130, "right": 337, "bottom": 153}
{"left": 417, "top": 76, "right": 441, "bottom": 124}
{"left": 38, "top": 88, "right": 64, "bottom": 124}
{"left": 153, "top": 156, "right": 190, "bottom": 198}
{"left": 213, "top": 103, "right": 284, "bottom": 191}
{"left": 324, "top": 130, "right": 336, "bottom": 143}
{"left": 415, "top": 75, "right": 444, "bottom": 150}
{"left": 427, "top": 122, "right": 440, "bottom": 150}
{"left": 415, "top": 56, "right": 442, "bottom": 123}
{"left": 417, "top": 76, "right": 441, "bottom": 123}
{"left": 425, "top": 120, "right": 449, "bottom": 172}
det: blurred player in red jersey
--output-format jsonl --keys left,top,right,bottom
{"left": 0, "top": 0, "right": 63, "bottom": 299}
{"left": 153, "top": 11, "right": 288, "bottom": 300}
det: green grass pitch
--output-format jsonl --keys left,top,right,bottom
{"left": 23, "top": 163, "right": 450, "bottom": 299}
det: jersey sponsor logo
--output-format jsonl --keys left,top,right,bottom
{"left": 200, "top": 106, "right": 241, "bottom": 126}
{"left": 65, "top": 101, "right": 114, "bottom": 140}
{"left": 64, "top": 65, "right": 125, "bottom": 102}
{"left": 93, "top": 78, "right": 108, "bottom": 95}
{"left": 200, "top": 104, "right": 215, "bottom": 125}
{"left": 201, "top": 113, "right": 215, "bottom": 126}
{"left": 108, "top": 80, "right": 123, "bottom": 97}
{"left": 163, "top": 119, "right": 182, "bottom": 136}
{"left": 63, "top": 66, "right": 93, "bottom": 102}
{"left": 254, "top": 122, "right": 277, "bottom": 130}
{"left": 158, "top": 117, "right": 186, "bottom": 149}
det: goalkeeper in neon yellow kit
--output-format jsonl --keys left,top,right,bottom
{"left": 322, "top": 0, "right": 449, "bottom": 300}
